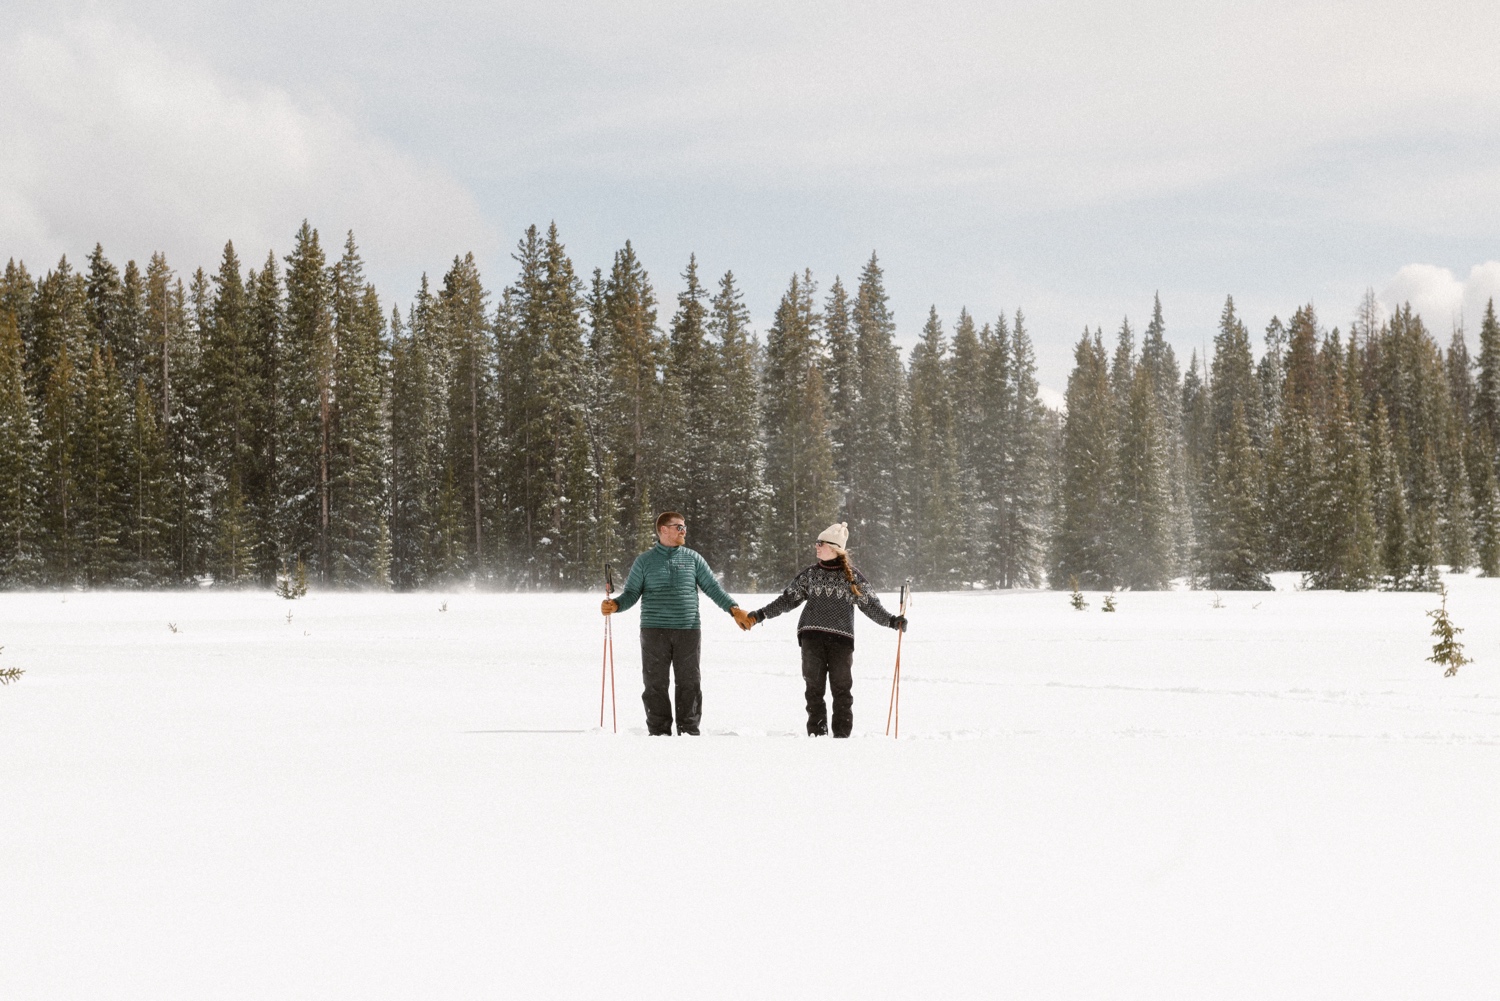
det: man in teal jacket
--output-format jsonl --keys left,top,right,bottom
{"left": 602, "top": 511, "right": 754, "bottom": 735}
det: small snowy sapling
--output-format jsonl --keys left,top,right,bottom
{"left": 1102, "top": 593, "right": 1117, "bottom": 612}
{"left": 1069, "top": 576, "right": 1088, "bottom": 611}
{"left": 1426, "top": 586, "right": 1472, "bottom": 678}
{"left": 0, "top": 647, "right": 22, "bottom": 686}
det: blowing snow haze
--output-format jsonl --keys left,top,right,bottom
{"left": 4, "top": 0, "right": 1500, "bottom": 387}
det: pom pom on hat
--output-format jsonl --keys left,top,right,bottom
{"left": 816, "top": 522, "right": 849, "bottom": 553}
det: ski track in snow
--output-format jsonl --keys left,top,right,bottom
{"left": 3, "top": 576, "right": 1500, "bottom": 999}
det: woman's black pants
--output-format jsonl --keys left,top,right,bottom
{"left": 800, "top": 632, "right": 854, "bottom": 737}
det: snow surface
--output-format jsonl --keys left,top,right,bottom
{"left": 3, "top": 577, "right": 1500, "bottom": 999}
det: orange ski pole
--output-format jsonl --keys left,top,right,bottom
{"left": 885, "top": 579, "right": 912, "bottom": 738}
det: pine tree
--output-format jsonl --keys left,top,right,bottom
{"left": 1302, "top": 366, "right": 1378, "bottom": 590}
{"left": 28, "top": 257, "right": 91, "bottom": 398}
{"left": 0, "top": 311, "right": 43, "bottom": 584}
{"left": 279, "top": 222, "right": 335, "bottom": 581}
{"left": 948, "top": 309, "right": 989, "bottom": 582}
{"left": 846, "top": 253, "right": 907, "bottom": 584}
{"left": 329, "top": 232, "right": 389, "bottom": 584}
{"left": 390, "top": 280, "right": 443, "bottom": 588}
{"left": 438, "top": 252, "right": 495, "bottom": 581}
{"left": 246, "top": 253, "right": 282, "bottom": 582}
{"left": 1211, "top": 296, "right": 1263, "bottom": 446}
{"left": 1426, "top": 585, "right": 1472, "bottom": 677}
{"left": 1406, "top": 436, "right": 1444, "bottom": 591}
{"left": 74, "top": 346, "right": 131, "bottom": 585}
{"left": 201, "top": 241, "right": 260, "bottom": 584}
{"left": 1201, "top": 403, "right": 1270, "bottom": 590}
{"left": 1117, "top": 364, "right": 1175, "bottom": 589}
{"left": 824, "top": 275, "right": 857, "bottom": 496}
{"left": 907, "top": 307, "right": 963, "bottom": 586}
{"left": 999, "top": 312, "right": 1049, "bottom": 587}
{"left": 1476, "top": 299, "right": 1500, "bottom": 456}
{"left": 599, "top": 242, "right": 664, "bottom": 552}
{"left": 704, "top": 270, "right": 766, "bottom": 587}
{"left": 760, "top": 271, "right": 837, "bottom": 578}
{"left": 39, "top": 343, "right": 80, "bottom": 583}
{"left": 86, "top": 245, "right": 136, "bottom": 380}
{"left": 126, "top": 376, "right": 172, "bottom": 583}
{"left": 1051, "top": 329, "right": 1117, "bottom": 588}
{"left": 1139, "top": 294, "right": 1192, "bottom": 578}
{"left": 659, "top": 255, "right": 718, "bottom": 567}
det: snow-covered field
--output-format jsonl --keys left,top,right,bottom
{"left": 4, "top": 576, "right": 1499, "bottom": 999}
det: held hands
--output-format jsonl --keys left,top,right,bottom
{"left": 601, "top": 599, "right": 618, "bottom": 616}
{"left": 890, "top": 614, "right": 908, "bottom": 633}
{"left": 731, "top": 606, "right": 756, "bottom": 631}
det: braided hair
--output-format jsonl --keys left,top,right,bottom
{"left": 834, "top": 551, "right": 863, "bottom": 598}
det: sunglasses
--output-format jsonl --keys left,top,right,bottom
{"left": 662, "top": 524, "right": 687, "bottom": 532}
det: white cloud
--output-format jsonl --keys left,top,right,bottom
{"left": 0, "top": 15, "right": 494, "bottom": 293}
{"left": 1382, "top": 262, "right": 1500, "bottom": 335}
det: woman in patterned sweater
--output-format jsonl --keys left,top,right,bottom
{"left": 746, "top": 522, "right": 907, "bottom": 737}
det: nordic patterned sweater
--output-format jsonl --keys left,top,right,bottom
{"left": 612, "top": 543, "right": 738, "bottom": 630}
{"left": 750, "top": 560, "right": 897, "bottom": 646}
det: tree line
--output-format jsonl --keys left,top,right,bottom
{"left": 1051, "top": 294, "right": 1500, "bottom": 590}
{"left": 2, "top": 222, "right": 1494, "bottom": 593}
{"left": 0, "top": 223, "right": 1055, "bottom": 591}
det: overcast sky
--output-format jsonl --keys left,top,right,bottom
{"left": 4, "top": 1, "right": 1500, "bottom": 395}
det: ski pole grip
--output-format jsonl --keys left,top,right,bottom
{"left": 605, "top": 562, "right": 615, "bottom": 595}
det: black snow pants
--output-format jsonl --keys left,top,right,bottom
{"left": 640, "top": 627, "right": 702, "bottom": 735}
{"left": 800, "top": 631, "right": 854, "bottom": 737}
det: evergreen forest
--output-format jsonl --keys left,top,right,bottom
{"left": 1, "top": 223, "right": 1497, "bottom": 592}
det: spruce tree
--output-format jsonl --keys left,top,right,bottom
{"left": 1050, "top": 329, "right": 1117, "bottom": 588}
{"left": 1000, "top": 312, "right": 1049, "bottom": 587}
{"left": 659, "top": 255, "right": 718, "bottom": 567}
{"left": 74, "top": 346, "right": 131, "bottom": 585}
{"left": 0, "top": 312, "right": 43, "bottom": 584}
{"left": 1117, "top": 364, "right": 1175, "bottom": 589}
{"left": 1201, "top": 404, "right": 1271, "bottom": 590}
{"left": 1211, "top": 296, "right": 1263, "bottom": 446}
{"left": 906, "top": 307, "right": 963, "bottom": 586}
{"left": 846, "top": 253, "right": 908, "bottom": 584}
{"left": 824, "top": 276, "right": 858, "bottom": 495}
{"left": 40, "top": 344, "right": 80, "bottom": 582}
{"left": 1475, "top": 299, "right": 1500, "bottom": 455}
{"left": 705, "top": 270, "right": 766, "bottom": 587}
{"left": 28, "top": 257, "right": 91, "bottom": 398}
{"left": 949, "top": 308, "right": 989, "bottom": 582}
{"left": 438, "top": 252, "right": 495, "bottom": 581}
{"left": 246, "top": 253, "right": 282, "bottom": 582}
{"left": 760, "top": 271, "right": 837, "bottom": 578}
{"left": 389, "top": 303, "right": 437, "bottom": 588}
{"left": 599, "top": 242, "right": 664, "bottom": 552}
{"left": 329, "top": 233, "right": 390, "bottom": 585}
{"left": 127, "top": 376, "right": 172, "bottom": 583}
{"left": 279, "top": 222, "right": 335, "bottom": 582}
{"left": 201, "top": 241, "right": 260, "bottom": 584}
{"left": 1139, "top": 294, "right": 1192, "bottom": 577}
{"left": 1302, "top": 367, "right": 1378, "bottom": 590}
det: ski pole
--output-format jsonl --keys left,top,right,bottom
{"left": 601, "top": 562, "right": 617, "bottom": 733}
{"left": 885, "top": 578, "right": 912, "bottom": 738}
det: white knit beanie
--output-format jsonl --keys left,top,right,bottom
{"left": 816, "top": 522, "right": 849, "bottom": 554}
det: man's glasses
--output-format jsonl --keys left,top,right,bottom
{"left": 663, "top": 524, "right": 687, "bottom": 532}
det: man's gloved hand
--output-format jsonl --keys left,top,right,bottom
{"left": 601, "top": 599, "right": 618, "bottom": 615}
{"left": 731, "top": 606, "right": 756, "bottom": 631}
{"left": 890, "top": 614, "right": 908, "bottom": 632}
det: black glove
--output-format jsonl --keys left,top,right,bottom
{"left": 890, "top": 614, "right": 907, "bottom": 632}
